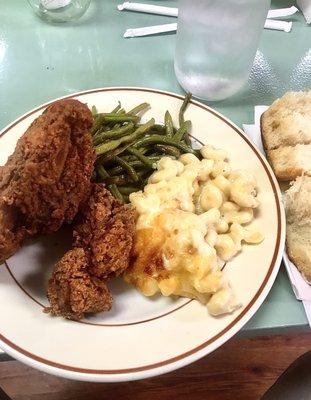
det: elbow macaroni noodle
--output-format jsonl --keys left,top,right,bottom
{"left": 124, "top": 144, "right": 264, "bottom": 316}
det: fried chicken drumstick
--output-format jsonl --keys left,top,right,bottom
{"left": 0, "top": 99, "right": 95, "bottom": 263}
{"left": 46, "top": 185, "right": 135, "bottom": 320}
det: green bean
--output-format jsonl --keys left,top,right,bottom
{"left": 97, "top": 164, "right": 110, "bottom": 180}
{"left": 118, "top": 186, "right": 141, "bottom": 195}
{"left": 98, "top": 141, "right": 155, "bottom": 163}
{"left": 108, "top": 184, "right": 124, "bottom": 203}
{"left": 95, "top": 118, "right": 155, "bottom": 155}
{"left": 152, "top": 124, "right": 166, "bottom": 132}
{"left": 134, "top": 134, "right": 198, "bottom": 155}
{"left": 92, "top": 112, "right": 125, "bottom": 134}
{"left": 113, "top": 156, "right": 139, "bottom": 182}
{"left": 127, "top": 103, "right": 150, "bottom": 115}
{"left": 105, "top": 175, "right": 131, "bottom": 186}
{"left": 184, "top": 132, "right": 191, "bottom": 146}
{"left": 92, "top": 110, "right": 131, "bottom": 134}
{"left": 111, "top": 102, "right": 121, "bottom": 114}
{"left": 91, "top": 105, "right": 98, "bottom": 116}
{"left": 97, "top": 141, "right": 136, "bottom": 164}
{"left": 122, "top": 195, "right": 130, "bottom": 203}
{"left": 174, "top": 120, "right": 191, "bottom": 142}
{"left": 132, "top": 155, "right": 160, "bottom": 164}
{"left": 93, "top": 122, "right": 134, "bottom": 143}
{"left": 95, "top": 164, "right": 125, "bottom": 202}
{"left": 137, "top": 169, "right": 150, "bottom": 179}
{"left": 179, "top": 93, "right": 192, "bottom": 126}
{"left": 120, "top": 154, "right": 137, "bottom": 162}
{"left": 108, "top": 108, "right": 125, "bottom": 130}
{"left": 154, "top": 144, "right": 180, "bottom": 158}
{"left": 136, "top": 123, "right": 165, "bottom": 133}
{"left": 126, "top": 147, "right": 156, "bottom": 169}
{"left": 99, "top": 114, "right": 139, "bottom": 123}
{"left": 91, "top": 98, "right": 203, "bottom": 202}
{"left": 165, "top": 111, "right": 174, "bottom": 137}
{"left": 147, "top": 130, "right": 165, "bottom": 136}
{"left": 108, "top": 165, "right": 128, "bottom": 176}
{"left": 137, "top": 147, "right": 150, "bottom": 155}
{"left": 91, "top": 114, "right": 106, "bottom": 134}
{"left": 93, "top": 123, "right": 135, "bottom": 146}
{"left": 99, "top": 125, "right": 112, "bottom": 133}
{"left": 108, "top": 156, "right": 161, "bottom": 175}
{"left": 110, "top": 123, "right": 121, "bottom": 131}
{"left": 179, "top": 94, "right": 192, "bottom": 145}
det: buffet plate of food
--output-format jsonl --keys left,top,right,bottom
{"left": 0, "top": 87, "right": 285, "bottom": 382}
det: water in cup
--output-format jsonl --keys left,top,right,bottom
{"left": 174, "top": 0, "right": 271, "bottom": 101}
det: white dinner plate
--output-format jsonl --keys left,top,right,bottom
{"left": 0, "top": 87, "right": 285, "bottom": 382}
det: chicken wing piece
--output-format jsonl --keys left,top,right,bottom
{"left": 0, "top": 99, "right": 95, "bottom": 264}
{"left": 46, "top": 248, "right": 112, "bottom": 320}
{"left": 73, "top": 184, "right": 135, "bottom": 280}
{"left": 46, "top": 184, "right": 135, "bottom": 320}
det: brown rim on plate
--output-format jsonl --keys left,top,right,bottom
{"left": 0, "top": 87, "right": 283, "bottom": 376}
{"left": 4, "top": 259, "right": 193, "bottom": 326}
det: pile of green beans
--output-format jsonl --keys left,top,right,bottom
{"left": 91, "top": 93, "right": 201, "bottom": 203}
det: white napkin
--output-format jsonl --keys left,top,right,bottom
{"left": 297, "top": 0, "right": 311, "bottom": 23}
{"left": 243, "top": 106, "right": 311, "bottom": 327}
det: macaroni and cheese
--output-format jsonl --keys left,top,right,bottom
{"left": 124, "top": 145, "right": 263, "bottom": 316}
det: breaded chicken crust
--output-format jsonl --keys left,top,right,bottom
{"left": 47, "top": 248, "right": 113, "bottom": 320}
{"left": 74, "top": 185, "right": 135, "bottom": 279}
{"left": 0, "top": 99, "right": 95, "bottom": 263}
{"left": 46, "top": 185, "right": 135, "bottom": 320}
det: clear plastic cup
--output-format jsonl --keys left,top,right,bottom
{"left": 174, "top": 0, "right": 271, "bottom": 101}
{"left": 27, "top": 0, "right": 91, "bottom": 23}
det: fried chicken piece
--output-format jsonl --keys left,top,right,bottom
{"left": 46, "top": 248, "right": 112, "bottom": 320}
{"left": 0, "top": 99, "right": 95, "bottom": 264}
{"left": 46, "top": 184, "right": 135, "bottom": 320}
{"left": 74, "top": 185, "right": 135, "bottom": 279}
{"left": 0, "top": 204, "right": 27, "bottom": 263}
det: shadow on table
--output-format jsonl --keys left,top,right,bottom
{"left": 261, "top": 351, "right": 311, "bottom": 400}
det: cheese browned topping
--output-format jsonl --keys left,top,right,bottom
{"left": 125, "top": 147, "right": 263, "bottom": 316}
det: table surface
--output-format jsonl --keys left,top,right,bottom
{"left": 0, "top": 0, "right": 310, "bottom": 334}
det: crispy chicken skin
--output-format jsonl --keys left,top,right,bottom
{"left": 74, "top": 185, "right": 136, "bottom": 279}
{"left": 46, "top": 248, "right": 113, "bottom": 320}
{"left": 0, "top": 204, "right": 27, "bottom": 264}
{"left": 0, "top": 99, "right": 95, "bottom": 263}
{"left": 46, "top": 185, "right": 135, "bottom": 320}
